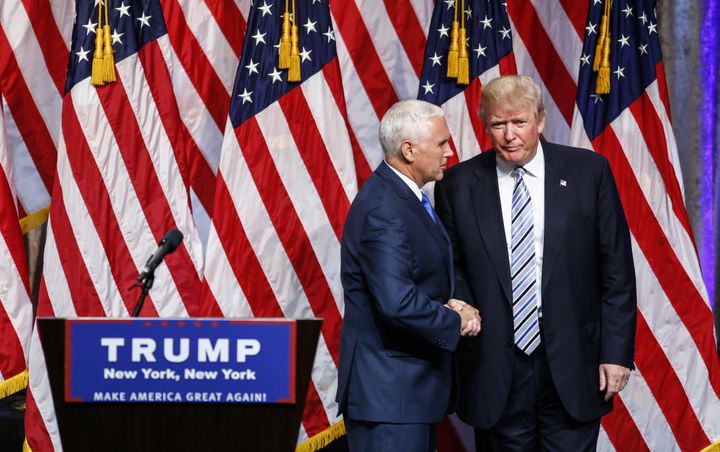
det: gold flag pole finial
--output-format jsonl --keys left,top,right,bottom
{"left": 457, "top": 0, "right": 469, "bottom": 85}
{"left": 102, "top": 0, "right": 116, "bottom": 83}
{"left": 288, "top": 0, "right": 301, "bottom": 82}
{"left": 594, "top": 0, "right": 612, "bottom": 94}
{"left": 91, "top": 0, "right": 105, "bottom": 86}
{"left": 447, "top": 0, "right": 459, "bottom": 78}
{"left": 279, "top": 0, "right": 291, "bottom": 69}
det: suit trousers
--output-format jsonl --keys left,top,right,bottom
{"left": 345, "top": 417, "right": 436, "bottom": 452}
{"left": 474, "top": 341, "right": 600, "bottom": 452}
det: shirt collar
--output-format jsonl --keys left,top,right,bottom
{"left": 496, "top": 141, "right": 545, "bottom": 179}
{"left": 384, "top": 161, "right": 423, "bottom": 201}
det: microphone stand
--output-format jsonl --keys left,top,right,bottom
{"left": 131, "top": 272, "right": 155, "bottom": 317}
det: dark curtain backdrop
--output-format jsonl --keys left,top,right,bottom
{"left": 657, "top": 0, "right": 720, "bottom": 351}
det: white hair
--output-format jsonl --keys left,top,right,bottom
{"left": 379, "top": 100, "right": 445, "bottom": 158}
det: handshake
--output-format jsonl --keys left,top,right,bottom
{"left": 446, "top": 299, "right": 481, "bottom": 336}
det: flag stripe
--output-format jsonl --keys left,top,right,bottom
{"left": 592, "top": 129, "right": 720, "bottom": 396}
{"left": 600, "top": 395, "right": 650, "bottom": 451}
{"left": 234, "top": 119, "right": 343, "bottom": 364}
{"left": 203, "top": 0, "right": 246, "bottom": 58}
{"left": 19, "top": 0, "right": 66, "bottom": 94}
{"left": 381, "top": 0, "right": 427, "bottom": 77}
{"left": 558, "top": 0, "right": 588, "bottom": 40}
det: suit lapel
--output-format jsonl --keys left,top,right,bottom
{"left": 377, "top": 163, "right": 452, "bottom": 275}
{"left": 541, "top": 144, "right": 569, "bottom": 293}
{"left": 471, "top": 154, "right": 513, "bottom": 304}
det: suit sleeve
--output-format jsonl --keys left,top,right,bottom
{"left": 597, "top": 157, "right": 637, "bottom": 368}
{"left": 358, "top": 204, "right": 461, "bottom": 352}
{"left": 434, "top": 180, "right": 475, "bottom": 306}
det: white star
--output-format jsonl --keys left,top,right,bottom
{"left": 137, "top": 12, "right": 152, "bottom": 28}
{"left": 480, "top": 15, "right": 493, "bottom": 29}
{"left": 590, "top": 93, "right": 603, "bottom": 103}
{"left": 474, "top": 43, "right": 486, "bottom": 58}
{"left": 258, "top": 1, "right": 273, "bottom": 17}
{"left": 429, "top": 52, "right": 442, "bottom": 66}
{"left": 252, "top": 30, "right": 266, "bottom": 45}
{"left": 245, "top": 59, "right": 259, "bottom": 75}
{"left": 499, "top": 26, "right": 511, "bottom": 39}
{"left": 238, "top": 88, "right": 253, "bottom": 104}
{"left": 422, "top": 80, "right": 435, "bottom": 95}
{"left": 639, "top": 12, "right": 648, "bottom": 25}
{"left": 614, "top": 66, "right": 625, "bottom": 79}
{"left": 585, "top": 22, "right": 597, "bottom": 35}
{"left": 465, "top": 7, "right": 472, "bottom": 19}
{"left": 444, "top": 0, "right": 455, "bottom": 10}
{"left": 647, "top": 22, "right": 657, "bottom": 34}
{"left": 116, "top": 2, "right": 131, "bottom": 17}
{"left": 638, "top": 43, "right": 648, "bottom": 55}
{"left": 300, "top": 47, "right": 312, "bottom": 62}
{"left": 323, "top": 27, "right": 335, "bottom": 43}
{"left": 593, "top": 0, "right": 602, "bottom": 5}
{"left": 82, "top": 18, "right": 97, "bottom": 35}
{"left": 76, "top": 46, "right": 90, "bottom": 62}
{"left": 268, "top": 67, "right": 282, "bottom": 83}
{"left": 312, "top": 0, "right": 322, "bottom": 3}
{"left": 437, "top": 23, "right": 450, "bottom": 38}
{"left": 580, "top": 53, "right": 590, "bottom": 66}
{"left": 303, "top": 18, "right": 317, "bottom": 34}
{"left": 618, "top": 34, "right": 630, "bottom": 47}
{"left": 622, "top": 5, "right": 633, "bottom": 18}
{"left": 111, "top": 29, "right": 123, "bottom": 45}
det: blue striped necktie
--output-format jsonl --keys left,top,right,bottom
{"left": 510, "top": 168, "right": 540, "bottom": 355}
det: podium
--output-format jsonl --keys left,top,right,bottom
{"left": 37, "top": 318, "right": 322, "bottom": 452}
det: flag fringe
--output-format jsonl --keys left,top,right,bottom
{"left": 700, "top": 439, "right": 720, "bottom": 452}
{"left": 295, "top": 420, "right": 346, "bottom": 452}
{"left": 20, "top": 207, "right": 50, "bottom": 234}
{"left": 23, "top": 437, "right": 31, "bottom": 452}
{"left": 0, "top": 369, "right": 28, "bottom": 399}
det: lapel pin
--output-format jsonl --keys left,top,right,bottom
{"left": 560, "top": 179, "right": 567, "bottom": 187}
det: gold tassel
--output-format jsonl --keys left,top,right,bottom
{"left": 593, "top": 1, "right": 610, "bottom": 71}
{"left": 594, "top": 0, "right": 612, "bottom": 94}
{"left": 288, "top": 24, "right": 301, "bottom": 82}
{"left": 595, "top": 41, "right": 611, "bottom": 94}
{"left": 457, "top": 27, "right": 469, "bottom": 85}
{"left": 447, "top": 0, "right": 459, "bottom": 78}
{"left": 92, "top": 26, "right": 105, "bottom": 86}
{"left": 102, "top": 24, "right": 116, "bottom": 82}
{"left": 279, "top": 0, "right": 291, "bottom": 69}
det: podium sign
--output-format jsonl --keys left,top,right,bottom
{"left": 65, "top": 319, "right": 296, "bottom": 404}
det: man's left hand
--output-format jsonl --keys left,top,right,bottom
{"left": 599, "top": 363, "right": 631, "bottom": 401}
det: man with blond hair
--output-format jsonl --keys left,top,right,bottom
{"left": 435, "top": 76, "right": 637, "bottom": 451}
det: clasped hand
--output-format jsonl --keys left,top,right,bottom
{"left": 446, "top": 299, "right": 481, "bottom": 336}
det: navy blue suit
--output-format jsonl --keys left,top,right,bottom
{"left": 434, "top": 143, "right": 636, "bottom": 437}
{"left": 336, "top": 162, "right": 461, "bottom": 447}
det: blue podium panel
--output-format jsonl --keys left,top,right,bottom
{"left": 65, "top": 319, "right": 296, "bottom": 404}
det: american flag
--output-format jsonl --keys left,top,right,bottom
{"left": 201, "top": 0, "right": 361, "bottom": 447}
{"left": 0, "top": 99, "right": 33, "bottom": 400}
{"left": 1, "top": 0, "right": 718, "bottom": 450}
{"left": 24, "top": 0, "right": 210, "bottom": 449}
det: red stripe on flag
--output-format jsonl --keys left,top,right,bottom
{"left": 558, "top": 0, "right": 589, "bottom": 41}
{"left": 95, "top": 70, "right": 202, "bottom": 314}
{"left": 506, "top": 0, "right": 576, "bottom": 126}
{"left": 322, "top": 61, "right": 372, "bottom": 186}
{"left": 463, "top": 77, "right": 492, "bottom": 152}
{"left": 330, "top": 1, "right": 399, "bottom": 119}
{"left": 234, "top": 119, "right": 342, "bottom": 365}
{"left": 62, "top": 99, "right": 158, "bottom": 317}
{"left": 36, "top": 278, "right": 54, "bottom": 317}
{"left": 600, "top": 395, "right": 650, "bottom": 451}
{"left": 300, "top": 379, "right": 332, "bottom": 437}
{"left": 278, "top": 87, "right": 350, "bottom": 242}
{"left": 20, "top": 0, "right": 67, "bottom": 94}
{"left": 634, "top": 313, "right": 710, "bottom": 450}
{"left": 204, "top": 0, "right": 247, "bottom": 58}
{"left": 382, "top": 0, "right": 427, "bottom": 77}
{"left": 628, "top": 93, "right": 694, "bottom": 240}
{"left": 0, "top": 167, "right": 29, "bottom": 293}
{"left": 437, "top": 417, "right": 467, "bottom": 452}
{"left": 25, "top": 386, "right": 55, "bottom": 452}
{"left": 655, "top": 62, "right": 672, "bottom": 123}
{"left": 592, "top": 128, "right": 720, "bottom": 398}
{"left": 137, "top": 40, "right": 218, "bottom": 227}
{"left": 159, "top": 0, "right": 230, "bottom": 131}
{"left": 0, "top": 26, "right": 57, "bottom": 192}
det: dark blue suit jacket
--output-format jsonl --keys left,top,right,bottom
{"left": 434, "top": 143, "right": 637, "bottom": 428}
{"left": 336, "top": 162, "right": 461, "bottom": 423}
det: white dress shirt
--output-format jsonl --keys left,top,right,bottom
{"left": 385, "top": 161, "right": 423, "bottom": 202}
{"left": 497, "top": 143, "right": 545, "bottom": 316}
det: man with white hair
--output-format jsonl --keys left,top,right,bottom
{"left": 336, "top": 99, "right": 481, "bottom": 451}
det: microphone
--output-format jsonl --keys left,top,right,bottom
{"left": 136, "top": 228, "right": 184, "bottom": 284}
